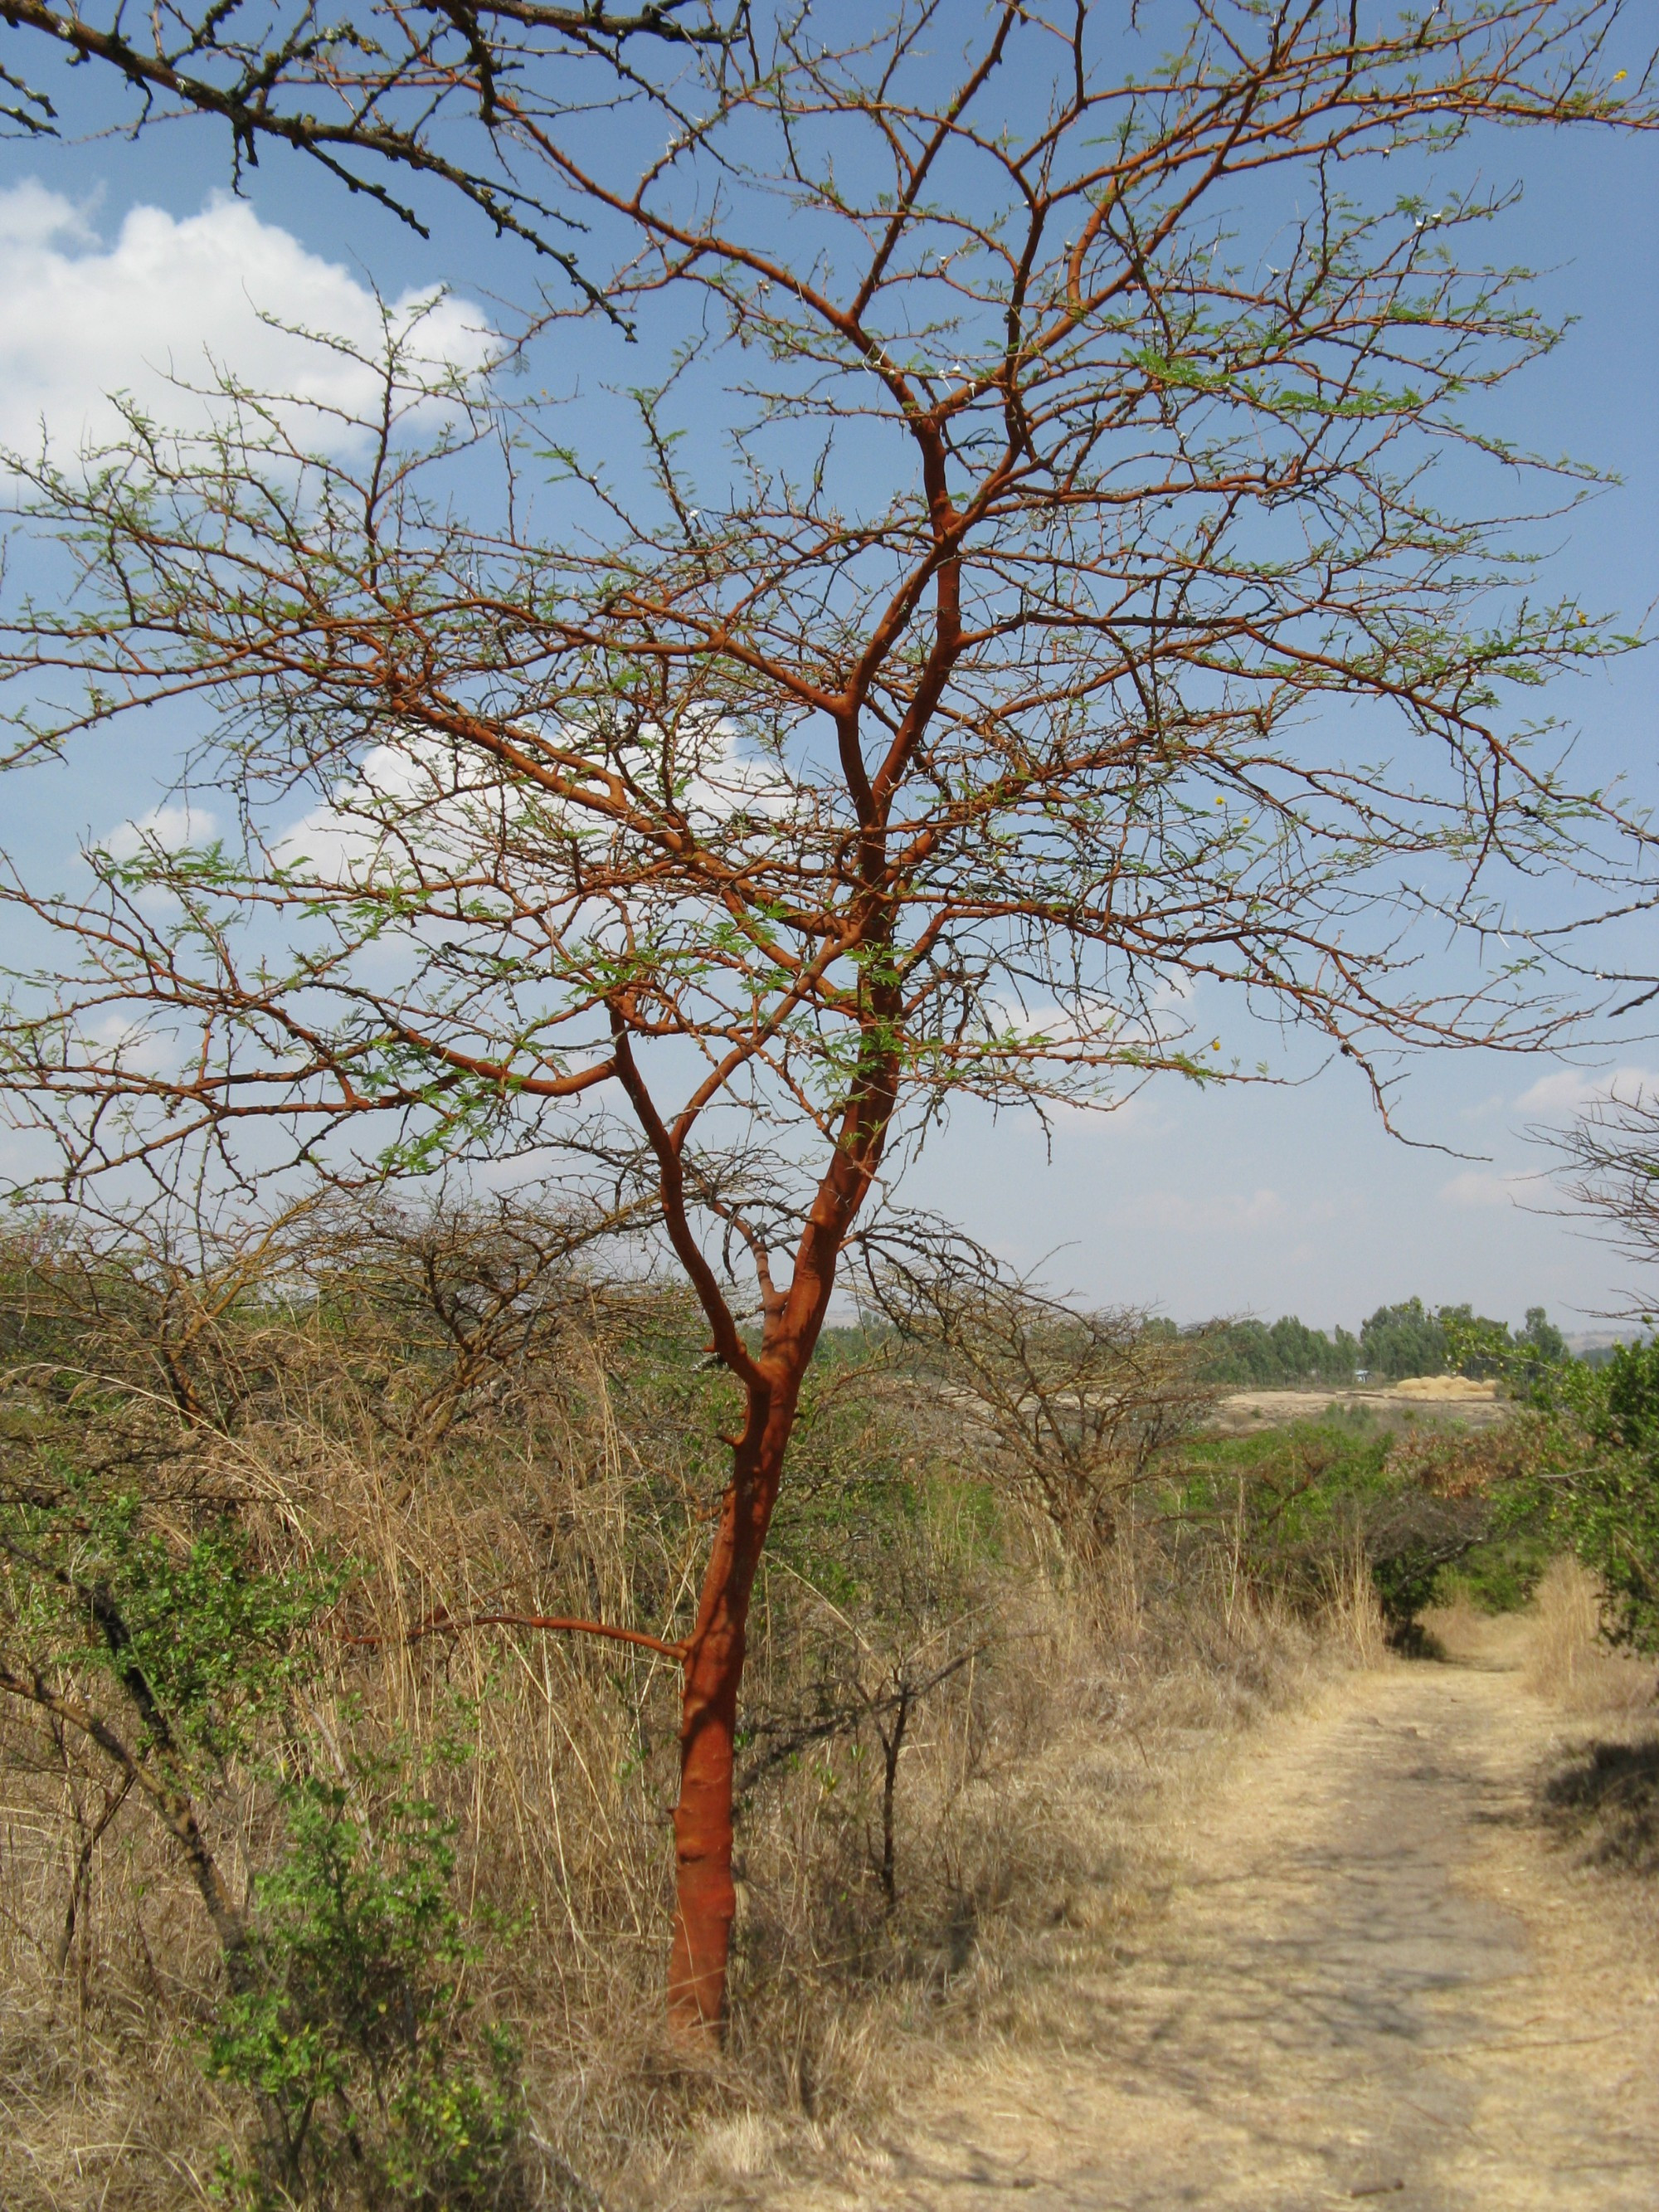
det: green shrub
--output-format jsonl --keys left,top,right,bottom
{"left": 0, "top": 1473, "right": 338, "bottom": 1761}
{"left": 1431, "top": 1529, "right": 1553, "bottom": 1615}
{"left": 1509, "top": 1339, "right": 1659, "bottom": 1650}
{"left": 1196, "top": 1315, "right": 1361, "bottom": 1388}
{"left": 207, "top": 1751, "right": 523, "bottom": 2212}
{"left": 1177, "top": 1418, "right": 1505, "bottom": 1644}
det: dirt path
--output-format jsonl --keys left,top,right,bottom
{"left": 774, "top": 1649, "right": 1659, "bottom": 2211}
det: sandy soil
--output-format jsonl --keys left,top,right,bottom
{"left": 761, "top": 1632, "right": 1659, "bottom": 2211}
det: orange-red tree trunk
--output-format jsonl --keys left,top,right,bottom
{"left": 611, "top": 1012, "right": 900, "bottom": 2044}
{"left": 664, "top": 1375, "right": 799, "bottom": 2044}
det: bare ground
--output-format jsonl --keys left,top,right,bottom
{"left": 756, "top": 1623, "right": 1659, "bottom": 2211}
{"left": 1212, "top": 1385, "right": 1509, "bottom": 1432}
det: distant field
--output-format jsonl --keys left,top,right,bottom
{"left": 1213, "top": 1378, "right": 1510, "bottom": 1432}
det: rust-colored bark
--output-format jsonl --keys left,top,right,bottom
{"left": 661, "top": 1038, "right": 900, "bottom": 2043}
{"left": 665, "top": 1380, "right": 798, "bottom": 2041}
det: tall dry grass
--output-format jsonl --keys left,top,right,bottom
{"left": 1522, "top": 1557, "right": 1657, "bottom": 1715}
{"left": 0, "top": 1227, "right": 1361, "bottom": 2212}
{"left": 1520, "top": 1559, "right": 1659, "bottom": 1889}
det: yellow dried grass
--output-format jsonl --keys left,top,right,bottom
{"left": 1522, "top": 1557, "right": 1656, "bottom": 1715}
{"left": 0, "top": 1307, "right": 1358, "bottom": 2212}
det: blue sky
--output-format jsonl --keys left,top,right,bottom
{"left": 1, "top": 44, "right": 1656, "bottom": 1336}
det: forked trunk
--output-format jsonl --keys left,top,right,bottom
{"left": 636, "top": 1019, "right": 898, "bottom": 2043}
{"left": 665, "top": 1384, "right": 795, "bottom": 2045}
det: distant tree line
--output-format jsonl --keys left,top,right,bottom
{"left": 1194, "top": 1300, "right": 1569, "bottom": 1389}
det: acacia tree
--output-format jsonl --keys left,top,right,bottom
{"left": 867, "top": 1261, "right": 1216, "bottom": 1566}
{"left": 2, "top": 3, "right": 1654, "bottom": 2041}
{"left": 1556, "top": 1089, "right": 1659, "bottom": 1265}
{"left": 0, "top": 0, "right": 742, "bottom": 300}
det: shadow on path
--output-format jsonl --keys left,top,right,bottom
{"left": 821, "top": 1655, "right": 1659, "bottom": 2212}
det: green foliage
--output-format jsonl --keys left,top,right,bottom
{"left": 766, "top": 1411, "right": 917, "bottom": 1613}
{"left": 766, "top": 1347, "right": 999, "bottom": 1623}
{"left": 1358, "top": 1298, "right": 1447, "bottom": 1381}
{"left": 1180, "top": 1415, "right": 1499, "bottom": 1642}
{"left": 1198, "top": 1300, "right": 1569, "bottom": 1389}
{"left": 207, "top": 1752, "right": 523, "bottom": 2212}
{"left": 1517, "top": 1307, "right": 1570, "bottom": 1372}
{"left": 0, "top": 1475, "right": 340, "bottom": 1759}
{"left": 1431, "top": 1527, "right": 1554, "bottom": 1615}
{"left": 1197, "top": 1316, "right": 1360, "bottom": 1387}
{"left": 1178, "top": 1419, "right": 1394, "bottom": 1588}
{"left": 1438, "top": 1303, "right": 1569, "bottom": 1386}
{"left": 1515, "top": 1339, "right": 1659, "bottom": 1650}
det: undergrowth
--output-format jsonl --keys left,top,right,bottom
{"left": 0, "top": 1213, "right": 1390, "bottom": 2210}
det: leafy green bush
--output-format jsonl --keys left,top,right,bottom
{"left": 207, "top": 1751, "right": 523, "bottom": 2212}
{"left": 1510, "top": 1339, "right": 1659, "bottom": 1650}
{"left": 1430, "top": 1528, "right": 1554, "bottom": 1615}
{"left": 1178, "top": 1416, "right": 1509, "bottom": 1644}
{"left": 0, "top": 1473, "right": 338, "bottom": 1761}
{"left": 1176, "top": 1419, "right": 1395, "bottom": 1594}
{"left": 1357, "top": 1298, "right": 1448, "bottom": 1381}
{"left": 1196, "top": 1299, "right": 1568, "bottom": 1389}
{"left": 1196, "top": 1316, "right": 1361, "bottom": 1387}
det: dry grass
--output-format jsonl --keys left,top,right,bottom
{"left": 1408, "top": 1559, "right": 1659, "bottom": 1901}
{"left": 0, "top": 1507, "right": 1347, "bottom": 2208}
{"left": 1321, "top": 1552, "right": 1390, "bottom": 1672}
{"left": 1413, "top": 1587, "right": 1496, "bottom": 1666}
{"left": 670, "top": 1568, "right": 1337, "bottom": 2206}
{"left": 1511, "top": 1558, "right": 1659, "bottom": 1896}
{"left": 0, "top": 1250, "right": 1370, "bottom": 2212}
{"left": 1521, "top": 1558, "right": 1656, "bottom": 1715}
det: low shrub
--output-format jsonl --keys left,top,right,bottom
{"left": 1176, "top": 1415, "right": 1540, "bottom": 1647}
{"left": 208, "top": 1751, "right": 524, "bottom": 2212}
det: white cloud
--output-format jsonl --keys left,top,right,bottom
{"left": 1044, "top": 1085, "right": 1153, "bottom": 1131}
{"left": 989, "top": 999, "right": 1083, "bottom": 1044}
{"left": 1150, "top": 972, "right": 1198, "bottom": 1011}
{"left": 273, "top": 744, "right": 432, "bottom": 881}
{"left": 270, "top": 713, "right": 804, "bottom": 896}
{"left": 0, "top": 181, "right": 493, "bottom": 459}
{"left": 83, "top": 1009, "right": 179, "bottom": 1076}
{"left": 677, "top": 716, "right": 793, "bottom": 828}
{"left": 1124, "top": 1185, "right": 1287, "bottom": 1234}
{"left": 102, "top": 801, "right": 219, "bottom": 862}
{"left": 1515, "top": 1065, "right": 1659, "bottom": 1118}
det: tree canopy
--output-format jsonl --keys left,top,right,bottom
{"left": 2, "top": 0, "right": 1654, "bottom": 2041}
